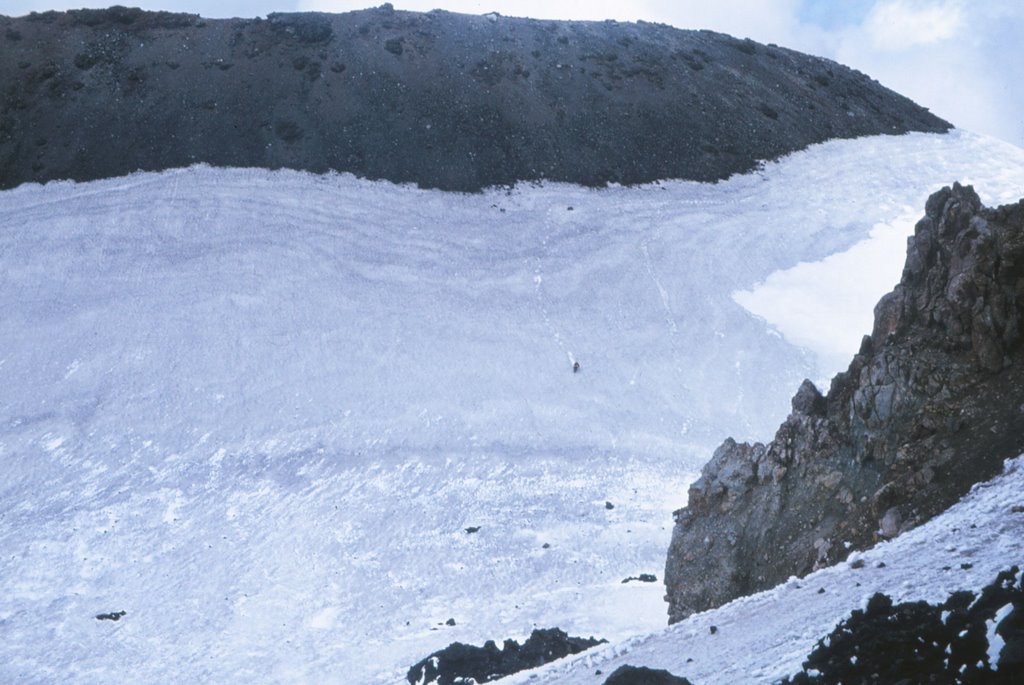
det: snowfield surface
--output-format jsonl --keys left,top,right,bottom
{"left": 500, "top": 455, "right": 1024, "bottom": 684}
{"left": 1, "top": 130, "right": 1023, "bottom": 684}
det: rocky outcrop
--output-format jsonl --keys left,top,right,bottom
{"left": 0, "top": 6, "right": 949, "bottom": 191}
{"left": 604, "top": 665, "right": 694, "bottom": 684}
{"left": 781, "top": 567, "right": 1024, "bottom": 684}
{"left": 665, "top": 183, "right": 1024, "bottom": 622}
{"left": 406, "top": 628, "right": 605, "bottom": 684}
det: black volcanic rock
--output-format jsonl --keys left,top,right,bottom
{"left": 665, "top": 184, "right": 1024, "bottom": 622}
{"left": 407, "top": 627, "right": 606, "bottom": 684}
{"left": 604, "top": 664, "right": 693, "bottom": 684}
{"left": 782, "top": 567, "right": 1024, "bottom": 684}
{"left": 0, "top": 6, "right": 949, "bottom": 191}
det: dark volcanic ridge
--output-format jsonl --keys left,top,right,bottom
{"left": 665, "top": 183, "right": 1024, "bottom": 622}
{"left": 0, "top": 5, "right": 950, "bottom": 192}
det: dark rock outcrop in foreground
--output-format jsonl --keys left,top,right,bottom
{"left": 407, "top": 627, "right": 605, "bottom": 685}
{"left": 0, "top": 5, "right": 950, "bottom": 191}
{"left": 666, "top": 183, "right": 1024, "bottom": 621}
{"left": 604, "top": 664, "right": 694, "bottom": 685}
{"left": 782, "top": 567, "right": 1024, "bottom": 684}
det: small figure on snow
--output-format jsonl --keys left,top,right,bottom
{"left": 573, "top": 361, "right": 580, "bottom": 373}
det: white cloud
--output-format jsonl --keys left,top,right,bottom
{"left": 647, "top": 0, "right": 804, "bottom": 44}
{"left": 646, "top": 0, "right": 1023, "bottom": 147}
{"left": 819, "top": 2, "right": 1024, "bottom": 146}
{"left": 863, "top": 0, "right": 963, "bottom": 51}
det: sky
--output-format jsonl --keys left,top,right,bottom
{"left": 4, "top": 0, "right": 1023, "bottom": 148}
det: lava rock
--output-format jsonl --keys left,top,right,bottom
{"left": 666, "top": 185, "right": 1024, "bottom": 622}
{"left": 791, "top": 379, "right": 826, "bottom": 416}
{"left": 603, "top": 664, "right": 693, "bottom": 685}
{"left": 95, "top": 610, "right": 126, "bottom": 621}
{"left": 407, "top": 627, "right": 606, "bottom": 684}
{"left": 781, "top": 567, "right": 1024, "bottom": 684}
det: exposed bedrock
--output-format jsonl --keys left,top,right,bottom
{"left": 665, "top": 183, "right": 1024, "bottom": 622}
{"left": 0, "top": 5, "right": 949, "bottom": 191}
{"left": 406, "top": 628, "right": 605, "bottom": 685}
{"left": 604, "top": 665, "right": 694, "bottom": 684}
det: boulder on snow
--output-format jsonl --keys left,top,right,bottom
{"left": 94, "top": 610, "right": 126, "bottom": 621}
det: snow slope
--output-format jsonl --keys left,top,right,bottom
{"left": 500, "top": 454, "right": 1024, "bottom": 684}
{"left": 1, "top": 130, "right": 1023, "bottom": 684}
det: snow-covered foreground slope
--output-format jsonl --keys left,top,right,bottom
{"left": 1, "top": 130, "right": 1023, "bottom": 684}
{"left": 500, "top": 454, "right": 1024, "bottom": 684}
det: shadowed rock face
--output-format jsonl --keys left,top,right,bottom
{"left": 665, "top": 183, "right": 1024, "bottom": 623}
{"left": 0, "top": 5, "right": 950, "bottom": 191}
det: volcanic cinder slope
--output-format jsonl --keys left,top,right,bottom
{"left": 0, "top": 5, "right": 949, "bottom": 191}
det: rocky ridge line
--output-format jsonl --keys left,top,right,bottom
{"left": 0, "top": 5, "right": 949, "bottom": 191}
{"left": 665, "top": 183, "right": 1024, "bottom": 622}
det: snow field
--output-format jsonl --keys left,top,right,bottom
{"left": 499, "top": 454, "right": 1024, "bottom": 684}
{"left": 1, "top": 130, "right": 1023, "bottom": 683}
